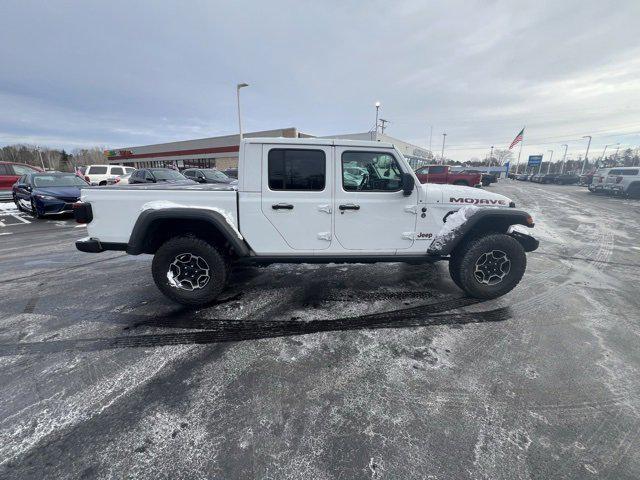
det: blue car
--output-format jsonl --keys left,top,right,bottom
{"left": 12, "top": 172, "right": 88, "bottom": 218}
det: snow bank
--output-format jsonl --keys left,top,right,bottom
{"left": 430, "top": 206, "right": 479, "bottom": 251}
{"left": 140, "top": 200, "right": 243, "bottom": 240}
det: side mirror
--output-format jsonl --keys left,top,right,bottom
{"left": 401, "top": 172, "right": 415, "bottom": 196}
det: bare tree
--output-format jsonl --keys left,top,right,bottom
{"left": 493, "top": 149, "right": 513, "bottom": 165}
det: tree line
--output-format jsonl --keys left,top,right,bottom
{"left": 0, "top": 145, "right": 105, "bottom": 171}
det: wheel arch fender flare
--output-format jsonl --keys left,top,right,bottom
{"left": 126, "top": 207, "right": 251, "bottom": 257}
{"left": 428, "top": 209, "right": 538, "bottom": 256}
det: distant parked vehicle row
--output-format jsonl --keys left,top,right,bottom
{"left": 514, "top": 172, "right": 579, "bottom": 185}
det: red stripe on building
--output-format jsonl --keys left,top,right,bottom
{"left": 109, "top": 145, "right": 239, "bottom": 161}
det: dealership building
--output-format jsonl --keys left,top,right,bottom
{"left": 104, "top": 127, "right": 432, "bottom": 170}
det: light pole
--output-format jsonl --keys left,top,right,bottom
{"left": 600, "top": 143, "right": 619, "bottom": 166}
{"left": 614, "top": 144, "right": 620, "bottom": 162}
{"left": 441, "top": 133, "right": 447, "bottom": 164}
{"left": 560, "top": 144, "right": 568, "bottom": 173}
{"left": 236, "top": 83, "right": 249, "bottom": 141}
{"left": 546, "top": 150, "right": 554, "bottom": 173}
{"left": 374, "top": 101, "right": 381, "bottom": 139}
{"left": 429, "top": 125, "right": 433, "bottom": 153}
{"left": 581, "top": 135, "right": 592, "bottom": 174}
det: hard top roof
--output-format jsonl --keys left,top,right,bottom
{"left": 242, "top": 137, "right": 396, "bottom": 149}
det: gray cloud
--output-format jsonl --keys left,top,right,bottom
{"left": 1, "top": 0, "right": 639, "bottom": 161}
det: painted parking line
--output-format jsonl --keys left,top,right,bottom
{"left": 0, "top": 202, "right": 32, "bottom": 226}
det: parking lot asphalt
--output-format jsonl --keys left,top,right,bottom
{"left": 0, "top": 183, "right": 639, "bottom": 479}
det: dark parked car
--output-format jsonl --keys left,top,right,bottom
{"left": 516, "top": 173, "right": 529, "bottom": 181}
{"left": 12, "top": 172, "right": 88, "bottom": 218}
{"left": 128, "top": 168, "right": 196, "bottom": 185}
{"left": 0, "top": 161, "right": 42, "bottom": 199}
{"left": 182, "top": 168, "right": 238, "bottom": 185}
{"left": 222, "top": 168, "right": 238, "bottom": 179}
{"left": 552, "top": 173, "right": 580, "bottom": 185}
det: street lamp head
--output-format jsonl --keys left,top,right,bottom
{"left": 237, "top": 83, "right": 249, "bottom": 89}
{"left": 375, "top": 101, "right": 380, "bottom": 108}
{"left": 582, "top": 135, "right": 591, "bottom": 139}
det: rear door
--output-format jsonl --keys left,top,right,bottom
{"left": 334, "top": 148, "right": 417, "bottom": 251}
{"left": 260, "top": 145, "right": 333, "bottom": 250}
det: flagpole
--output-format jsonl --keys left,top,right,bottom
{"left": 516, "top": 137, "right": 524, "bottom": 174}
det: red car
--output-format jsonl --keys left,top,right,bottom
{"left": 0, "top": 161, "right": 43, "bottom": 199}
{"left": 415, "top": 165, "right": 482, "bottom": 187}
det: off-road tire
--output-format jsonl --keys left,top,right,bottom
{"left": 152, "top": 236, "right": 228, "bottom": 307}
{"left": 452, "top": 233, "right": 526, "bottom": 299}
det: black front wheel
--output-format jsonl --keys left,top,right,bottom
{"left": 30, "top": 199, "right": 44, "bottom": 218}
{"left": 152, "top": 236, "right": 229, "bottom": 306}
{"left": 450, "top": 233, "right": 526, "bottom": 299}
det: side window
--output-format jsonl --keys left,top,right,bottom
{"left": 89, "top": 166, "right": 108, "bottom": 175}
{"left": 110, "top": 167, "right": 124, "bottom": 176}
{"left": 268, "top": 149, "right": 326, "bottom": 191}
{"left": 415, "top": 167, "right": 428, "bottom": 175}
{"left": 144, "top": 171, "right": 154, "bottom": 181}
{"left": 609, "top": 169, "right": 621, "bottom": 175}
{"left": 0, "top": 164, "right": 8, "bottom": 175}
{"left": 183, "top": 170, "right": 194, "bottom": 178}
{"left": 342, "top": 151, "right": 402, "bottom": 192}
{"left": 621, "top": 169, "right": 639, "bottom": 176}
{"left": 428, "top": 166, "right": 446, "bottom": 174}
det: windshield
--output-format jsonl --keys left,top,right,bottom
{"left": 151, "top": 169, "right": 186, "bottom": 180}
{"left": 33, "top": 174, "right": 87, "bottom": 187}
{"left": 203, "top": 169, "right": 229, "bottom": 180}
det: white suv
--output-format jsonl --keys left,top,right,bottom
{"left": 588, "top": 167, "right": 612, "bottom": 193}
{"left": 603, "top": 167, "right": 640, "bottom": 198}
{"left": 84, "top": 165, "right": 135, "bottom": 186}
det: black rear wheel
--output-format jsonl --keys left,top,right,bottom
{"left": 451, "top": 233, "right": 526, "bottom": 299}
{"left": 152, "top": 236, "right": 228, "bottom": 306}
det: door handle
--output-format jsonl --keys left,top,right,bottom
{"left": 272, "top": 203, "right": 294, "bottom": 210}
{"left": 339, "top": 204, "right": 360, "bottom": 211}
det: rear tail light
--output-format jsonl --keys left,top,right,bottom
{"left": 72, "top": 202, "right": 93, "bottom": 224}
{"left": 114, "top": 176, "right": 121, "bottom": 183}
{"left": 616, "top": 176, "right": 623, "bottom": 183}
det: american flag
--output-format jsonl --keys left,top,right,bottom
{"left": 509, "top": 128, "right": 524, "bottom": 150}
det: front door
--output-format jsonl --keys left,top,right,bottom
{"left": 334, "top": 147, "right": 417, "bottom": 251}
{"left": 260, "top": 145, "right": 333, "bottom": 251}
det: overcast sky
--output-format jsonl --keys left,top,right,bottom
{"left": 1, "top": 0, "right": 639, "bottom": 162}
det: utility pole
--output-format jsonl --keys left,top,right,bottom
{"left": 489, "top": 145, "right": 494, "bottom": 167}
{"left": 379, "top": 119, "right": 389, "bottom": 135}
{"left": 581, "top": 135, "right": 592, "bottom": 174}
{"left": 236, "top": 83, "right": 249, "bottom": 141}
{"left": 429, "top": 125, "right": 433, "bottom": 153}
{"left": 374, "top": 102, "right": 380, "bottom": 139}
{"left": 547, "top": 150, "right": 554, "bottom": 174}
{"left": 560, "top": 144, "right": 568, "bottom": 174}
{"left": 441, "top": 133, "right": 447, "bottom": 164}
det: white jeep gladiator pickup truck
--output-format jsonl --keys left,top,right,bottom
{"left": 73, "top": 138, "right": 538, "bottom": 306}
